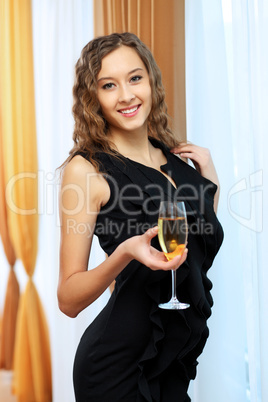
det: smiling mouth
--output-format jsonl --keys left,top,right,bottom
{"left": 118, "top": 105, "right": 141, "bottom": 115}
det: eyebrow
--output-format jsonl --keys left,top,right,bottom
{"left": 97, "top": 68, "right": 144, "bottom": 83}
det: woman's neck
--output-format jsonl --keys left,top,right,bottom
{"left": 108, "top": 129, "right": 154, "bottom": 163}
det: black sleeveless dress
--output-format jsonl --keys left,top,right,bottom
{"left": 73, "top": 138, "right": 224, "bottom": 402}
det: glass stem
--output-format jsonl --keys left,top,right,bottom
{"left": 171, "top": 270, "right": 177, "bottom": 300}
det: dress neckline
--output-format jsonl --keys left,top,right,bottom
{"left": 123, "top": 138, "right": 177, "bottom": 190}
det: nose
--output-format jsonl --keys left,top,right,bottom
{"left": 118, "top": 85, "right": 135, "bottom": 103}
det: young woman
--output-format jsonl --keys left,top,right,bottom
{"left": 57, "top": 32, "right": 223, "bottom": 402}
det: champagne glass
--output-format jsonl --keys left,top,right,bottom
{"left": 158, "top": 201, "right": 190, "bottom": 310}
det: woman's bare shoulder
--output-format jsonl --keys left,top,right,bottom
{"left": 63, "top": 154, "right": 96, "bottom": 175}
{"left": 61, "top": 155, "right": 110, "bottom": 207}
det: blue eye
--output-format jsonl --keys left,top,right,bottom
{"left": 102, "top": 82, "right": 115, "bottom": 90}
{"left": 130, "top": 75, "right": 142, "bottom": 83}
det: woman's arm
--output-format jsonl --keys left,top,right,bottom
{"left": 171, "top": 144, "right": 220, "bottom": 213}
{"left": 58, "top": 155, "right": 187, "bottom": 318}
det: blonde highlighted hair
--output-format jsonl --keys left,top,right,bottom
{"left": 65, "top": 32, "right": 179, "bottom": 169}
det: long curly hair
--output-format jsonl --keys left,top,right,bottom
{"left": 66, "top": 32, "right": 179, "bottom": 169}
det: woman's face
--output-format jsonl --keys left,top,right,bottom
{"left": 96, "top": 45, "right": 152, "bottom": 136}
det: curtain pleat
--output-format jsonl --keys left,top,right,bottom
{"left": 0, "top": 268, "right": 20, "bottom": 370}
{"left": 127, "top": 0, "right": 137, "bottom": 34}
{"left": 0, "top": 120, "right": 16, "bottom": 266}
{"left": 12, "top": 280, "right": 52, "bottom": 401}
{"left": 0, "top": 74, "right": 19, "bottom": 371}
{"left": 0, "top": 0, "right": 52, "bottom": 400}
{"left": 93, "top": 0, "right": 186, "bottom": 141}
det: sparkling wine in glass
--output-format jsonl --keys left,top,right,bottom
{"left": 158, "top": 201, "right": 190, "bottom": 310}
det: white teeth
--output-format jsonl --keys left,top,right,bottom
{"left": 120, "top": 106, "right": 138, "bottom": 114}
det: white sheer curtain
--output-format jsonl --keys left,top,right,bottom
{"left": 31, "top": 1, "right": 109, "bottom": 401}
{"left": 185, "top": 1, "right": 267, "bottom": 401}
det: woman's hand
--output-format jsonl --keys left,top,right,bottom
{"left": 171, "top": 143, "right": 217, "bottom": 178}
{"left": 170, "top": 143, "right": 220, "bottom": 213}
{"left": 122, "top": 226, "right": 188, "bottom": 271}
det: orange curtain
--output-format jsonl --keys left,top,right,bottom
{"left": 0, "top": 103, "right": 19, "bottom": 370}
{"left": 94, "top": 0, "right": 186, "bottom": 141}
{"left": 0, "top": 1, "right": 52, "bottom": 401}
